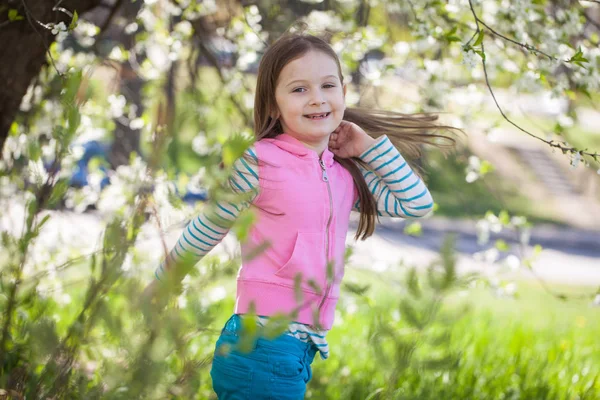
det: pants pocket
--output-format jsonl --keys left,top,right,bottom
{"left": 210, "top": 344, "right": 253, "bottom": 399}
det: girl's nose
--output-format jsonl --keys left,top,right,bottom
{"left": 310, "top": 91, "right": 326, "bottom": 105}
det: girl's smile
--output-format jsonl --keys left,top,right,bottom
{"left": 304, "top": 112, "right": 331, "bottom": 120}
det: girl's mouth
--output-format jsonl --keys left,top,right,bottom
{"left": 304, "top": 112, "right": 331, "bottom": 120}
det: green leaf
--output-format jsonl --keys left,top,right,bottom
{"left": 48, "top": 179, "right": 69, "bottom": 208}
{"left": 293, "top": 273, "right": 303, "bottom": 303}
{"left": 28, "top": 140, "right": 41, "bottom": 161}
{"left": 261, "top": 314, "right": 290, "bottom": 340}
{"left": 306, "top": 279, "right": 322, "bottom": 295}
{"left": 479, "top": 160, "right": 494, "bottom": 175}
{"left": 365, "top": 388, "right": 385, "bottom": 400}
{"left": 8, "top": 9, "right": 24, "bottom": 21}
{"left": 238, "top": 314, "right": 258, "bottom": 353}
{"left": 326, "top": 260, "right": 334, "bottom": 281}
{"left": 232, "top": 208, "right": 256, "bottom": 242}
{"left": 399, "top": 298, "right": 423, "bottom": 330}
{"left": 406, "top": 268, "right": 421, "bottom": 299}
{"left": 419, "top": 354, "right": 459, "bottom": 370}
{"left": 498, "top": 210, "right": 510, "bottom": 226}
{"left": 69, "top": 10, "right": 79, "bottom": 31}
{"left": 404, "top": 221, "right": 422, "bottom": 236}
{"left": 30, "top": 317, "right": 60, "bottom": 360}
{"left": 344, "top": 281, "right": 370, "bottom": 296}
{"left": 495, "top": 239, "right": 509, "bottom": 252}
{"left": 222, "top": 134, "right": 253, "bottom": 167}
{"left": 474, "top": 31, "right": 484, "bottom": 46}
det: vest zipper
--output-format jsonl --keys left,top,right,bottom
{"left": 318, "top": 158, "right": 333, "bottom": 313}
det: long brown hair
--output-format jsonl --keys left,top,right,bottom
{"left": 251, "top": 30, "right": 458, "bottom": 241}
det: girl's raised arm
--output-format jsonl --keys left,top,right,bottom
{"left": 154, "top": 147, "right": 260, "bottom": 282}
{"left": 353, "top": 135, "right": 433, "bottom": 218}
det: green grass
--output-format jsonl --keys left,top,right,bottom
{"left": 197, "top": 265, "right": 600, "bottom": 399}
{"left": 24, "top": 245, "right": 599, "bottom": 399}
{"left": 302, "top": 271, "right": 600, "bottom": 399}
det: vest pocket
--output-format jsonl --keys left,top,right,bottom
{"left": 274, "top": 231, "right": 326, "bottom": 289}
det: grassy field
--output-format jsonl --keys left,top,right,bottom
{"left": 193, "top": 264, "right": 599, "bottom": 400}
{"left": 303, "top": 277, "right": 600, "bottom": 399}
{"left": 11, "top": 238, "right": 598, "bottom": 399}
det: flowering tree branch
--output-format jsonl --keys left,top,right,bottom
{"left": 467, "top": 0, "right": 600, "bottom": 162}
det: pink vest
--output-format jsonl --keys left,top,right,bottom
{"left": 234, "top": 133, "right": 357, "bottom": 330}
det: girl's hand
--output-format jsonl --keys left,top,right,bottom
{"left": 328, "top": 120, "right": 376, "bottom": 159}
{"left": 140, "top": 280, "right": 168, "bottom": 322}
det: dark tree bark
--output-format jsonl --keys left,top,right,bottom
{"left": 0, "top": 0, "right": 104, "bottom": 152}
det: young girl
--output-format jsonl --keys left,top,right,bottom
{"left": 146, "top": 31, "right": 454, "bottom": 399}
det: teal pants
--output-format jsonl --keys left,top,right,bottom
{"left": 210, "top": 314, "right": 318, "bottom": 400}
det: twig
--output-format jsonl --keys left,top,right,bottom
{"left": 51, "top": 7, "right": 73, "bottom": 18}
{"left": 474, "top": 17, "right": 557, "bottom": 61}
{"left": 467, "top": 0, "right": 597, "bottom": 301}
{"left": 467, "top": 0, "right": 599, "bottom": 161}
{"left": 19, "top": 0, "right": 63, "bottom": 77}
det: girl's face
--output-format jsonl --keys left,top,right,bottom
{"left": 275, "top": 50, "right": 346, "bottom": 151}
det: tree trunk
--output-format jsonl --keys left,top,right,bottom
{"left": 0, "top": 0, "right": 103, "bottom": 152}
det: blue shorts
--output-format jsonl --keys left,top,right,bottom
{"left": 210, "top": 314, "right": 318, "bottom": 400}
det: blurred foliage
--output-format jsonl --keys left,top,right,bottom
{"left": 2, "top": 0, "right": 600, "bottom": 398}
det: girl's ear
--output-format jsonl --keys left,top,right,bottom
{"left": 343, "top": 84, "right": 347, "bottom": 110}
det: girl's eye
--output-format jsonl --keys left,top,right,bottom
{"left": 292, "top": 84, "right": 335, "bottom": 93}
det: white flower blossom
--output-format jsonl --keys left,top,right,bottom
{"left": 304, "top": 11, "right": 344, "bottom": 32}
{"left": 138, "top": 7, "right": 157, "bottom": 31}
{"left": 504, "top": 254, "right": 521, "bottom": 270}
{"left": 108, "top": 94, "right": 126, "bottom": 118}
{"left": 108, "top": 46, "right": 127, "bottom": 62}
{"left": 147, "top": 43, "right": 171, "bottom": 72}
{"left": 465, "top": 155, "right": 481, "bottom": 183}
{"left": 26, "top": 159, "right": 49, "bottom": 186}
{"left": 504, "top": 282, "right": 517, "bottom": 297}
{"left": 174, "top": 21, "right": 193, "bottom": 37}
{"left": 462, "top": 49, "right": 478, "bottom": 69}
{"left": 129, "top": 118, "right": 145, "bottom": 130}
{"left": 570, "top": 152, "right": 581, "bottom": 169}
{"left": 124, "top": 22, "right": 139, "bottom": 35}
{"left": 557, "top": 114, "right": 574, "bottom": 127}
{"left": 51, "top": 21, "right": 67, "bottom": 35}
{"left": 236, "top": 51, "right": 258, "bottom": 71}
{"left": 208, "top": 286, "right": 227, "bottom": 302}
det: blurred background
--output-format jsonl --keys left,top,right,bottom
{"left": 1, "top": 0, "right": 599, "bottom": 399}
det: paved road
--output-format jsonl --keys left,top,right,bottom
{"left": 2, "top": 204, "right": 599, "bottom": 287}
{"left": 349, "top": 216, "right": 600, "bottom": 287}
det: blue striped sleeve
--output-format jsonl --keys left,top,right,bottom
{"left": 155, "top": 146, "right": 260, "bottom": 281}
{"left": 352, "top": 135, "right": 434, "bottom": 218}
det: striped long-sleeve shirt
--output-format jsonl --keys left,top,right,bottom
{"left": 155, "top": 134, "right": 433, "bottom": 359}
